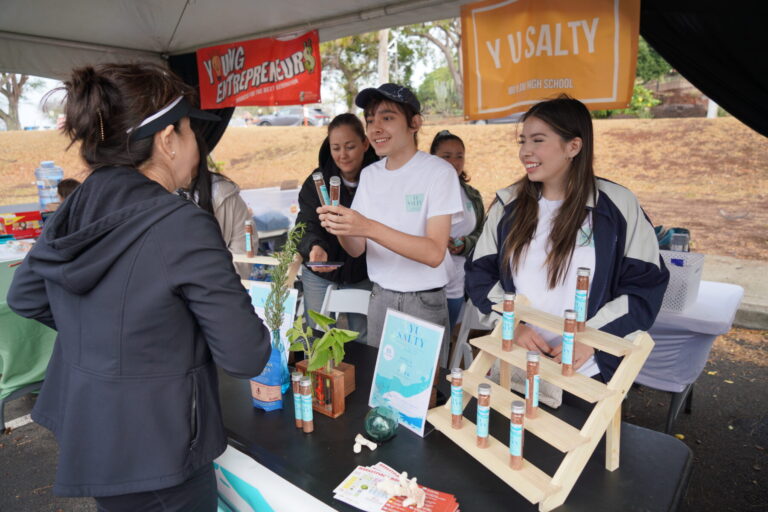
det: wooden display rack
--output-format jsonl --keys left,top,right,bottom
{"left": 426, "top": 296, "right": 654, "bottom": 511}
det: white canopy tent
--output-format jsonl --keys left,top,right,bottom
{"left": 0, "top": 0, "right": 465, "bottom": 80}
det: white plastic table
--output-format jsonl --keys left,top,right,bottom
{"left": 637, "top": 280, "right": 743, "bottom": 432}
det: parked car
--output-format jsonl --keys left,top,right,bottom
{"left": 469, "top": 112, "right": 524, "bottom": 124}
{"left": 258, "top": 107, "right": 330, "bottom": 126}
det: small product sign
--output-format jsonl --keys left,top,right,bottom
{"left": 196, "top": 30, "right": 321, "bottom": 109}
{"left": 461, "top": 0, "right": 640, "bottom": 119}
{"left": 369, "top": 309, "right": 444, "bottom": 437}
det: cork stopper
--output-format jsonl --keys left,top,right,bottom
{"left": 478, "top": 383, "right": 491, "bottom": 396}
{"left": 312, "top": 172, "right": 323, "bottom": 181}
{"left": 451, "top": 368, "right": 463, "bottom": 379}
{"left": 564, "top": 309, "right": 577, "bottom": 320}
{"left": 291, "top": 371, "right": 303, "bottom": 382}
{"left": 503, "top": 292, "right": 516, "bottom": 301}
{"left": 526, "top": 351, "right": 539, "bottom": 362}
{"left": 511, "top": 401, "right": 525, "bottom": 414}
{"left": 577, "top": 267, "right": 591, "bottom": 276}
{"left": 329, "top": 176, "right": 340, "bottom": 186}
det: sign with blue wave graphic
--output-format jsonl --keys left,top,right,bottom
{"left": 368, "top": 309, "right": 444, "bottom": 437}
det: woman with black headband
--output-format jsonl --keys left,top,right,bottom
{"left": 7, "top": 62, "right": 271, "bottom": 511}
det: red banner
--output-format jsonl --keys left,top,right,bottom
{"left": 196, "top": 31, "right": 321, "bottom": 109}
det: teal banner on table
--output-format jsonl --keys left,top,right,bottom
{"left": 368, "top": 309, "right": 444, "bottom": 437}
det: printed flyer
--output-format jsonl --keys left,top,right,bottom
{"left": 369, "top": 309, "right": 444, "bottom": 437}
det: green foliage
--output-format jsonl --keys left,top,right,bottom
{"left": 287, "top": 312, "right": 358, "bottom": 372}
{"left": 321, "top": 34, "right": 379, "bottom": 110}
{"left": 418, "top": 67, "right": 462, "bottom": 114}
{"left": 591, "top": 83, "right": 661, "bottom": 119}
{"left": 636, "top": 37, "right": 672, "bottom": 84}
{"left": 263, "top": 223, "right": 305, "bottom": 341}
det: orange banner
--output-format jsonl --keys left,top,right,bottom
{"left": 461, "top": 0, "right": 639, "bottom": 120}
{"left": 196, "top": 31, "right": 320, "bottom": 109}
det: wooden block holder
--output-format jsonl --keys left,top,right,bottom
{"left": 295, "top": 360, "right": 346, "bottom": 418}
{"left": 426, "top": 295, "right": 654, "bottom": 511}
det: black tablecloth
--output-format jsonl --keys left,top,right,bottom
{"left": 219, "top": 342, "right": 692, "bottom": 511}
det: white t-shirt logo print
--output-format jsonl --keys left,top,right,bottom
{"left": 405, "top": 193, "right": 424, "bottom": 212}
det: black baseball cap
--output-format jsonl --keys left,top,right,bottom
{"left": 355, "top": 83, "right": 421, "bottom": 113}
{"left": 128, "top": 96, "right": 220, "bottom": 141}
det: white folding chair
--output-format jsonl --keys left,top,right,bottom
{"left": 318, "top": 284, "right": 371, "bottom": 328}
{"left": 448, "top": 298, "right": 499, "bottom": 370}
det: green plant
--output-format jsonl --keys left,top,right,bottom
{"left": 591, "top": 83, "right": 661, "bottom": 119}
{"left": 263, "top": 223, "right": 305, "bottom": 347}
{"left": 287, "top": 311, "right": 358, "bottom": 372}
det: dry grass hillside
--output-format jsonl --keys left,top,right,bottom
{"left": 1, "top": 117, "right": 766, "bottom": 260}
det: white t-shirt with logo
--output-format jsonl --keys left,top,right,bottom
{"left": 352, "top": 151, "right": 463, "bottom": 292}
{"left": 446, "top": 186, "right": 477, "bottom": 299}
{"left": 511, "top": 197, "right": 599, "bottom": 376}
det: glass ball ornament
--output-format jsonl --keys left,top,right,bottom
{"left": 363, "top": 405, "right": 399, "bottom": 443}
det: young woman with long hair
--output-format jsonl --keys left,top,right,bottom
{"left": 465, "top": 95, "right": 668, "bottom": 379}
{"left": 296, "top": 113, "right": 378, "bottom": 340}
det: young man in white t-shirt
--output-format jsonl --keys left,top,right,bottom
{"left": 318, "top": 84, "right": 463, "bottom": 363}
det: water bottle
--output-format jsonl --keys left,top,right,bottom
{"left": 34, "top": 161, "right": 64, "bottom": 210}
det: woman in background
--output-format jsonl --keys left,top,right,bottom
{"left": 296, "top": 113, "right": 378, "bottom": 341}
{"left": 429, "top": 130, "right": 485, "bottom": 335}
{"left": 188, "top": 154, "right": 254, "bottom": 279}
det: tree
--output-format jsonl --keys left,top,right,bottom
{"left": 636, "top": 37, "right": 672, "bottom": 84}
{"left": 418, "top": 67, "right": 461, "bottom": 114}
{"left": 0, "top": 74, "right": 31, "bottom": 130}
{"left": 321, "top": 34, "right": 379, "bottom": 111}
{"left": 401, "top": 19, "right": 462, "bottom": 106}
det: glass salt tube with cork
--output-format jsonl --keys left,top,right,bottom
{"left": 312, "top": 172, "right": 330, "bottom": 206}
{"left": 574, "top": 267, "right": 590, "bottom": 332}
{"left": 329, "top": 176, "right": 341, "bottom": 206}
{"left": 561, "top": 310, "right": 577, "bottom": 376}
{"left": 525, "top": 351, "right": 540, "bottom": 418}
{"left": 451, "top": 368, "right": 464, "bottom": 429}
{"left": 509, "top": 400, "right": 525, "bottom": 470}
{"left": 501, "top": 292, "right": 515, "bottom": 351}
{"left": 476, "top": 383, "right": 491, "bottom": 448}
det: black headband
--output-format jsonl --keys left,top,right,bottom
{"left": 127, "top": 96, "right": 220, "bottom": 141}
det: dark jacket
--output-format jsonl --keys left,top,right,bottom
{"left": 295, "top": 138, "right": 378, "bottom": 284}
{"left": 7, "top": 166, "right": 270, "bottom": 497}
{"left": 457, "top": 181, "right": 485, "bottom": 257}
{"left": 465, "top": 178, "right": 669, "bottom": 380}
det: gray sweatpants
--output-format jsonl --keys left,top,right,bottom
{"left": 367, "top": 283, "right": 450, "bottom": 368}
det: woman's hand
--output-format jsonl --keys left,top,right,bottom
{"left": 308, "top": 245, "right": 336, "bottom": 273}
{"left": 551, "top": 341, "right": 595, "bottom": 370}
{"left": 448, "top": 237, "right": 465, "bottom": 255}
{"left": 318, "top": 205, "right": 370, "bottom": 237}
{"left": 513, "top": 323, "right": 553, "bottom": 355}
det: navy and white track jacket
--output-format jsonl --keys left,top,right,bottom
{"left": 465, "top": 178, "right": 669, "bottom": 380}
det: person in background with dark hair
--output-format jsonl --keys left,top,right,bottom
{"left": 429, "top": 130, "right": 485, "bottom": 336}
{"left": 187, "top": 149, "right": 253, "bottom": 279}
{"left": 7, "top": 62, "right": 270, "bottom": 511}
{"left": 318, "top": 84, "right": 463, "bottom": 363}
{"left": 56, "top": 178, "right": 81, "bottom": 202}
{"left": 296, "top": 113, "right": 378, "bottom": 341}
{"left": 465, "top": 95, "right": 668, "bottom": 381}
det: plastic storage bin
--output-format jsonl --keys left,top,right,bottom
{"left": 34, "top": 161, "right": 64, "bottom": 210}
{"left": 660, "top": 250, "right": 705, "bottom": 312}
